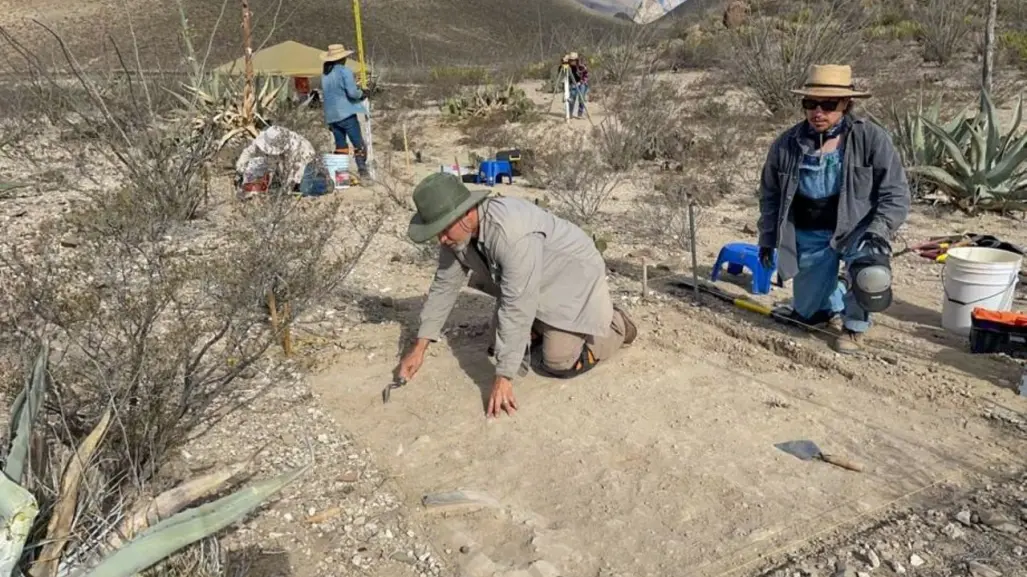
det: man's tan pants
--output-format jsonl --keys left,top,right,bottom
{"left": 467, "top": 267, "right": 629, "bottom": 377}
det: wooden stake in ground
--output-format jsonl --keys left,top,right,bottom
{"left": 241, "top": 0, "right": 255, "bottom": 124}
{"left": 983, "top": 0, "right": 998, "bottom": 93}
{"left": 267, "top": 289, "right": 279, "bottom": 334}
{"left": 641, "top": 258, "right": 649, "bottom": 301}
{"left": 266, "top": 290, "right": 292, "bottom": 356}
{"left": 403, "top": 122, "right": 410, "bottom": 169}
{"left": 688, "top": 198, "right": 701, "bottom": 304}
{"left": 282, "top": 301, "right": 293, "bottom": 356}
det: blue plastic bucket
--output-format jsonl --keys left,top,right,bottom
{"left": 323, "top": 153, "right": 351, "bottom": 190}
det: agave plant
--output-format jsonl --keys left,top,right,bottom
{"left": 868, "top": 91, "right": 973, "bottom": 170}
{"left": 166, "top": 73, "right": 290, "bottom": 150}
{"left": 907, "top": 88, "right": 1027, "bottom": 212}
{"left": 0, "top": 343, "right": 306, "bottom": 577}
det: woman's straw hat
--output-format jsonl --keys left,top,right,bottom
{"left": 790, "top": 64, "right": 871, "bottom": 99}
{"left": 320, "top": 44, "right": 355, "bottom": 62}
{"left": 568, "top": 52, "right": 579, "bottom": 60}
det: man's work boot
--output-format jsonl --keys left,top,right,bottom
{"left": 832, "top": 329, "right": 864, "bottom": 354}
{"left": 615, "top": 305, "right": 637, "bottom": 345}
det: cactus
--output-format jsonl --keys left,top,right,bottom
{"left": 907, "top": 87, "right": 1027, "bottom": 212}
{"left": 0, "top": 343, "right": 307, "bottom": 577}
{"left": 442, "top": 82, "right": 535, "bottom": 121}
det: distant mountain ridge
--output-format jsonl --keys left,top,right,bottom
{"left": 572, "top": 0, "right": 693, "bottom": 23}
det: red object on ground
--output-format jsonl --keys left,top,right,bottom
{"left": 243, "top": 174, "right": 270, "bottom": 193}
{"left": 294, "top": 76, "right": 311, "bottom": 95}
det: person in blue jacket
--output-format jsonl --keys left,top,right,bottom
{"left": 320, "top": 44, "right": 369, "bottom": 179}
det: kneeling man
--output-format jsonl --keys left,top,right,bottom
{"left": 395, "top": 173, "right": 637, "bottom": 417}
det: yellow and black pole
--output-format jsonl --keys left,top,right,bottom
{"left": 352, "top": 0, "right": 367, "bottom": 86}
{"left": 352, "top": 0, "right": 375, "bottom": 179}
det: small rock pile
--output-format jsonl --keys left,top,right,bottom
{"left": 760, "top": 472, "right": 1027, "bottom": 577}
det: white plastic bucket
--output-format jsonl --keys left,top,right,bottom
{"left": 941, "top": 246, "right": 1023, "bottom": 337}
{"left": 323, "top": 153, "right": 351, "bottom": 190}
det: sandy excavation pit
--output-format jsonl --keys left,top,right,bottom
{"left": 311, "top": 299, "right": 1025, "bottom": 577}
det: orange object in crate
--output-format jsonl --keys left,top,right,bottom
{"left": 969, "top": 307, "right": 1027, "bottom": 356}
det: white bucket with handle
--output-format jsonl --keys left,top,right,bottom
{"left": 941, "top": 246, "right": 1022, "bottom": 337}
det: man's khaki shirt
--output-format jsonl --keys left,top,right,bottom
{"left": 417, "top": 196, "right": 614, "bottom": 378}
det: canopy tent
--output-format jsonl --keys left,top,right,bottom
{"left": 214, "top": 40, "right": 362, "bottom": 78}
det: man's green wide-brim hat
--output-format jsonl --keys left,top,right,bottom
{"left": 407, "top": 172, "right": 490, "bottom": 243}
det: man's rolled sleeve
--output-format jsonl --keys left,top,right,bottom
{"left": 492, "top": 233, "right": 545, "bottom": 380}
{"left": 416, "top": 246, "right": 469, "bottom": 341}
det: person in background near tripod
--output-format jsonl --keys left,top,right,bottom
{"left": 567, "top": 52, "right": 589, "bottom": 119}
{"left": 320, "top": 43, "right": 371, "bottom": 180}
{"left": 756, "top": 64, "right": 910, "bottom": 354}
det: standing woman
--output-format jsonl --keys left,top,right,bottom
{"left": 320, "top": 43, "right": 369, "bottom": 179}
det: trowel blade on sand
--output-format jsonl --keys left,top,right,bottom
{"left": 775, "top": 439, "right": 821, "bottom": 461}
{"left": 774, "top": 439, "right": 865, "bottom": 472}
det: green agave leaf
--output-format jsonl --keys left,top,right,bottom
{"left": 907, "top": 165, "right": 970, "bottom": 197}
{"left": 921, "top": 117, "right": 973, "bottom": 179}
{"left": 0, "top": 473, "right": 39, "bottom": 576}
{"left": 982, "top": 88, "right": 1001, "bottom": 170}
{"left": 969, "top": 123, "right": 988, "bottom": 174}
{"left": 985, "top": 144, "right": 1027, "bottom": 190}
{"left": 1001, "top": 94, "right": 1024, "bottom": 156}
{"left": 82, "top": 465, "right": 308, "bottom": 577}
{"left": 5, "top": 343, "right": 49, "bottom": 483}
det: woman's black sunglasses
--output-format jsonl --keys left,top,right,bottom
{"left": 801, "top": 98, "right": 844, "bottom": 111}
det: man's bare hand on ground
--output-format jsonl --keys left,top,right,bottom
{"left": 487, "top": 376, "right": 518, "bottom": 418}
{"left": 396, "top": 339, "right": 429, "bottom": 381}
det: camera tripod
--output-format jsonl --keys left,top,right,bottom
{"left": 547, "top": 63, "right": 592, "bottom": 124}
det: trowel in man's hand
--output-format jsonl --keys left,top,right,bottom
{"left": 775, "top": 439, "right": 865, "bottom": 472}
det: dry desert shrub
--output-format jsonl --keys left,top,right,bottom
{"left": 728, "top": 1, "right": 868, "bottom": 117}
{"left": 0, "top": 26, "right": 384, "bottom": 576}
{"left": 592, "top": 74, "right": 694, "bottom": 171}
{"left": 640, "top": 135, "right": 744, "bottom": 250}
{"left": 520, "top": 131, "right": 620, "bottom": 226}
{"left": 911, "top": 0, "right": 977, "bottom": 64}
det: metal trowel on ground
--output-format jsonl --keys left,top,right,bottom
{"left": 775, "top": 439, "right": 865, "bottom": 472}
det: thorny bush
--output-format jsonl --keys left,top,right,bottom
{"left": 912, "top": 0, "right": 976, "bottom": 65}
{"left": 635, "top": 122, "right": 745, "bottom": 252}
{"left": 0, "top": 24, "right": 385, "bottom": 576}
{"left": 729, "top": 1, "right": 867, "bottom": 117}
{"left": 593, "top": 76, "right": 694, "bottom": 171}
{"left": 522, "top": 132, "right": 620, "bottom": 226}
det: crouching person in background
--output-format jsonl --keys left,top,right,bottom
{"left": 756, "top": 64, "right": 910, "bottom": 354}
{"left": 234, "top": 124, "right": 331, "bottom": 200}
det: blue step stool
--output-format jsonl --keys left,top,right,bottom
{"left": 710, "top": 242, "right": 777, "bottom": 295}
{"left": 478, "top": 160, "right": 513, "bottom": 186}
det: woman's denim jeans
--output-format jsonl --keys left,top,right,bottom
{"left": 328, "top": 114, "right": 368, "bottom": 174}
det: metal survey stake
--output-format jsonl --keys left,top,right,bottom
{"left": 687, "top": 198, "right": 700, "bottom": 304}
{"left": 382, "top": 376, "right": 406, "bottom": 404}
